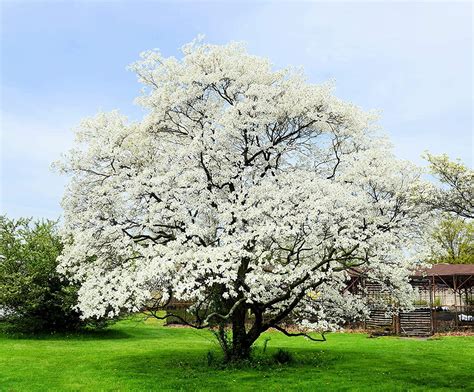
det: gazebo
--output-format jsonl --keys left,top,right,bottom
{"left": 411, "top": 264, "right": 474, "bottom": 331}
{"left": 346, "top": 264, "right": 474, "bottom": 335}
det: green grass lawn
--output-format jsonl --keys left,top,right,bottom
{"left": 0, "top": 318, "right": 473, "bottom": 392}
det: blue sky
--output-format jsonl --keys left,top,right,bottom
{"left": 1, "top": 1, "right": 472, "bottom": 219}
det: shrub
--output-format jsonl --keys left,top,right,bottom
{"left": 272, "top": 349, "right": 293, "bottom": 364}
{"left": 433, "top": 297, "right": 443, "bottom": 307}
{"left": 0, "top": 216, "right": 107, "bottom": 333}
{"left": 414, "top": 299, "right": 428, "bottom": 306}
{"left": 206, "top": 350, "right": 216, "bottom": 366}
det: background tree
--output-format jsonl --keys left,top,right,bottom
{"left": 56, "top": 40, "right": 430, "bottom": 361}
{"left": 424, "top": 153, "right": 474, "bottom": 219}
{"left": 0, "top": 216, "right": 81, "bottom": 332}
{"left": 0, "top": 216, "right": 108, "bottom": 332}
{"left": 428, "top": 214, "right": 474, "bottom": 264}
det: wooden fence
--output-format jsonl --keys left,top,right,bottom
{"left": 398, "top": 308, "right": 432, "bottom": 337}
{"left": 366, "top": 307, "right": 432, "bottom": 336}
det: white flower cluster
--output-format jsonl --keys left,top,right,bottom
{"left": 56, "top": 40, "right": 431, "bottom": 331}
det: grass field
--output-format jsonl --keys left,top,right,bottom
{"left": 1, "top": 318, "right": 473, "bottom": 392}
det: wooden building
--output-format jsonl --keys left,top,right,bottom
{"left": 349, "top": 264, "right": 474, "bottom": 336}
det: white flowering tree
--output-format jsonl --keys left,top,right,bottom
{"left": 57, "top": 40, "right": 429, "bottom": 361}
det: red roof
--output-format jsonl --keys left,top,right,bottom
{"left": 413, "top": 263, "right": 474, "bottom": 277}
{"left": 348, "top": 264, "right": 474, "bottom": 278}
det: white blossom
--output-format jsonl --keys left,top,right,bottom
{"left": 56, "top": 40, "right": 431, "bottom": 345}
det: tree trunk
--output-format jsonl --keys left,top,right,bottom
{"left": 228, "top": 305, "right": 252, "bottom": 361}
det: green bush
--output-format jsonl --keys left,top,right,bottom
{"left": 0, "top": 216, "right": 106, "bottom": 333}
{"left": 414, "top": 299, "right": 428, "bottom": 306}
{"left": 272, "top": 349, "right": 293, "bottom": 364}
{"left": 466, "top": 295, "right": 474, "bottom": 306}
{"left": 433, "top": 297, "right": 443, "bottom": 307}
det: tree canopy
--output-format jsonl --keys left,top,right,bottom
{"left": 424, "top": 153, "right": 474, "bottom": 219}
{"left": 56, "top": 40, "right": 430, "bottom": 360}
{"left": 428, "top": 215, "right": 474, "bottom": 265}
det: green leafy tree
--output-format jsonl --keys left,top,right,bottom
{"left": 0, "top": 216, "right": 85, "bottom": 332}
{"left": 425, "top": 153, "right": 474, "bottom": 219}
{"left": 428, "top": 215, "right": 474, "bottom": 264}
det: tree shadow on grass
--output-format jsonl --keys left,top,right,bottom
{"left": 0, "top": 325, "right": 131, "bottom": 341}
{"left": 108, "top": 346, "right": 340, "bottom": 377}
{"left": 100, "top": 347, "right": 354, "bottom": 392}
